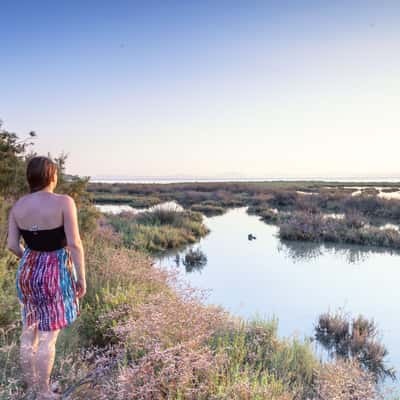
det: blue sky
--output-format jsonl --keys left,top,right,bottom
{"left": 1, "top": 1, "right": 399, "bottom": 178}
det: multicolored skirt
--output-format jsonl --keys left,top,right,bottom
{"left": 16, "top": 247, "right": 80, "bottom": 331}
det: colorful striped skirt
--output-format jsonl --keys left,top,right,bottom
{"left": 16, "top": 247, "right": 80, "bottom": 331}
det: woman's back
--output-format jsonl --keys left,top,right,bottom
{"left": 13, "top": 191, "right": 64, "bottom": 230}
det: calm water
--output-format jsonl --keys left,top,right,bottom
{"left": 153, "top": 206, "right": 400, "bottom": 381}
{"left": 96, "top": 201, "right": 184, "bottom": 214}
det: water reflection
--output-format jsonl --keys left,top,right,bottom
{"left": 278, "top": 240, "right": 400, "bottom": 264}
{"left": 277, "top": 241, "right": 324, "bottom": 262}
{"left": 174, "top": 248, "right": 208, "bottom": 273}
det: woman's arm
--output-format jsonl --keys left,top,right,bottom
{"left": 62, "top": 195, "right": 86, "bottom": 298}
{"left": 7, "top": 207, "right": 24, "bottom": 258}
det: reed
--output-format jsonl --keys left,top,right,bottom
{"left": 106, "top": 208, "right": 210, "bottom": 254}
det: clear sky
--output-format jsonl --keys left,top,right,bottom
{"left": 1, "top": 1, "right": 399, "bottom": 179}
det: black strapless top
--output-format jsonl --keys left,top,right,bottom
{"left": 19, "top": 225, "right": 67, "bottom": 251}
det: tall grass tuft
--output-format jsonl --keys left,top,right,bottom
{"left": 315, "top": 311, "right": 395, "bottom": 382}
{"left": 106, "top": 208, "right": 209, "bottom": 254}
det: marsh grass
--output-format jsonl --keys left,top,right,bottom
{"left": 279, "top": 211, "right": 400, "bottom": 249}
{"left": 315, "top": 311, "right": 395, "bottom": 382}
{"left": 208, "top": 318, "right": 318, "bottom": 399}
{"left": 315, "top": 359, "right": 381, "bottom": 400}
{"left": 182, "top": 248, "right": 207, "bottom": 272}
{"left": 91, "top": 181, "right": 400, "bottom": 251}
{"left": 190, "top": 203, "right": 226, "bottom": 216}
{"left": 94, "top": 193, "right": 161, "bottom": 208}
{"left": 106, "top": 208, "right": 209, "bottom": 254}
{"left": 247, "top": 205, "right": 281, "bottom": 223}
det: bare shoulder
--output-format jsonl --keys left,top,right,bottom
{"left": 58, "top": 194, "right": 76, "bottom": 209}
{"left": 11, "top": 194, "right": 31, "bottom": 212}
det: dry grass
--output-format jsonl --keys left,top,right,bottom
{"left": 314, "top": 359, "right": 380, "bottom": 400}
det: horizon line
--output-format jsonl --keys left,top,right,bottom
{"left": 85, "top": 175, "right": 400, "bottom": 183}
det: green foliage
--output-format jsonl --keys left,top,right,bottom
{"left": 107, "top": 209, "right": 209, "bottom": 254}
{"left": 92, "top": 193, "right": 161, "bottom": 208}
{"left": 0, "top": 196, "right": 19, "bottom": 327}
{"left": 0, "top": 120, "right": 36, "bottom": 198}
{"left": 0, "top": 197, "right": 12, "bottom": 251}
{"left": 52, "top": 152, "right": 100, "bottom": 236}
{"left": 0, "top": 253, "right": 19, "bottom": 326}
{"left": 210, "top": 318, "right": 317, "bottom": 397}
{"left": 190, "top": 203, "right": 226, "bottom": 216}
{"left": 0, "top": 121, "right": 100, "bottom": 241}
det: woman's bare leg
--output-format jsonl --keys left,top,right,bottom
{"left": 20, "top": 322, "right": 39, "bottom": 389}
{"left": 36, "top": 329, "right": 60, "bottom": 398}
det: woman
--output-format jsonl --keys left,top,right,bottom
{"left": 7, "top": 156, "right": 86, "bottom": 400}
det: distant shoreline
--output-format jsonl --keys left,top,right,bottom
{"left": 89, "top": 176, "right": 400, "bottom": 184}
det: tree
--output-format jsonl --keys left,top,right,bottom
{"left": 0, "top": 120, "right": 36, "bottom": 198}
{"left": 0, "top": 119, "right": 99, "bottom": 235}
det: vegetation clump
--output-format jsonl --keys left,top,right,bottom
{"left": 106, "top": 206, "right": 209, "bottom": 254}
{"left": 315, "top": 311, "right": 395, "bottom": 382}
{"left": 315, "top": 359, "right": 380, "bottom": 400}
{"left": 190, "top": 202, "right": 226, "bottom": 216}
{"left": 182, "top": 248, "right": 208, "bottom": 272}
{"left": 94, "top": 192, "right": 161, "bottom": 208}
{"left": 279, "top": 211, "right": 400, "bottom": 250}
{"left": 247, "top": 205, "right": 281, "bottom": 223}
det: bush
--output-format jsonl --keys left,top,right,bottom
{"left": 279, "top": 211, "right": 400, "bottom": 250}
{"left": 182, "top": 248, "right": 207, "bottom": 272}
{"left": 315, "top": 311, "right": 395, "bottom": 382}
{"left": 106, "top": 209, "right": 209, "bottom": 254}
{"left": 315, "top": 360, "right": 379, "bottom": 400}
{"left": 209, "top": 319, "right": 317, "bottom": 398}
